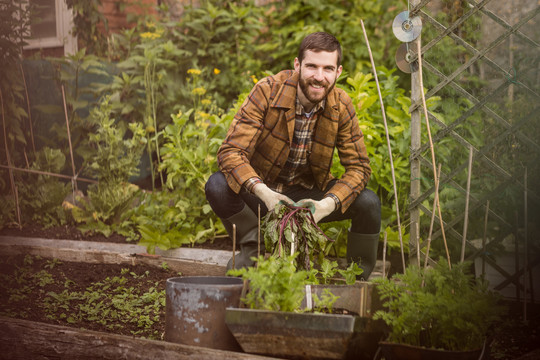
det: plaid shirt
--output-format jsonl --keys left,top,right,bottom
{"left": 218, "top": 70, "right": 371, "bottom": 213}
{"left": 274, "top": 98, "right": 324, "bottom": 191}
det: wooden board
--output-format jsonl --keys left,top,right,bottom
{"left": 0, "top": 316, "right": 279, "bottom": 360}
{"left": 0, "top": 236, "right": 232, "bottom": 276}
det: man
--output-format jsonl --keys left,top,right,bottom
{"left": 205, "top": 32, "right": 381, "bottom": 279}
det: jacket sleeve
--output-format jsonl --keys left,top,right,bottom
{"left": 325, "top": 92, "right": 371, "bottom": 213}
{"left": 217, "top": 80, "right": 269, "bottom": 193}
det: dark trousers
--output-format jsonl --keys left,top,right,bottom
{"left": 205, "top": 171, "right": 381, "bottom": 234}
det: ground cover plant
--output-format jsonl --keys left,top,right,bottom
{"left": 0, "top": 254, "right": 179, "bottom": 340}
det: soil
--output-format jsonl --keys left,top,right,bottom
{"left": 1, "top": 224, "right": 539, "bottom": 359}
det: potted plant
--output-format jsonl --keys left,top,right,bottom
{"left": 373, "top": 259, "right": 502, "bottom": 360}
{"left": 225, "top": 254, "right": 384, "bottom": 360}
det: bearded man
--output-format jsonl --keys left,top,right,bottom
{"left": 205, "top": 32, "right": 381, "bottom": 279}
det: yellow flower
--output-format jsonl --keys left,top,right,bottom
{"left": 140, "top": 32, "right": 160, "bottom": 40}
{"left": 214, "top": 68, "right": 221, "bottom": 75}
{"left": 201, "top": 99, "right": 212, "bottom": 106}
{"left": 187, "top": 68, "right": 202, "bottom": 75}
{"left": 145, "top": 125, "right": 155, "bottom": 134}
{"left": 192, "top": 87, "right": 206, "bottom": 96}
{"left": 176, "top": 110, "right": 183, "bottom": 118}
{"left": 251, "top": 74, "right": 258, "bottom": 84}
{"left": 196, "top": 111, "right": 210, "bottom": 120}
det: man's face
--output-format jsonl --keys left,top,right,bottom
{"left": 294, "top": 50, "right": 343, "bottom": 106}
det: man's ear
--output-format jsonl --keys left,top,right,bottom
{"left": 294, "top": 57, "right": 300, "bottom": 72}
{"left": 336, "top": 65, "right": 343, "bottom": 78}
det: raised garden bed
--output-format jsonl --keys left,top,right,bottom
{"left": 0, "top": 226, "right": 539, "bottom": 360}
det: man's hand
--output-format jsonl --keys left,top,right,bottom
{"left": 297, "top": 197, "right": 336, "bottom": 223}
{"left": 253, "top": 183, "right": 293, "bottom": 211}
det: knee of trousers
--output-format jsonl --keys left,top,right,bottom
{"left": 349, "top": 189, "right": 382, "bottom": 232}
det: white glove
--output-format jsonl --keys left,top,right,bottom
{"left": 296, "top": 197, "right": 336, "bottom": 223}
{"left": 253, "top": 183, "right": 293, "bottom": 211}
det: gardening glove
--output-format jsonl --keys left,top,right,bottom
{"left": 253, "top": 183, "right": 293, "bottom": 212}
{"left": 296, "top": 197, "right": 336, "bottom": 223}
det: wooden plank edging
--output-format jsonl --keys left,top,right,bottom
{"left": 0, "top": 236, "right": 232, "bottom": 276}
{"left": 0, "top": 316, "right": 279, "bottom": 360}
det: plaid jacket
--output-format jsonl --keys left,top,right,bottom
{"left": 217, "top": 70, "right": 371, "bottom": 212}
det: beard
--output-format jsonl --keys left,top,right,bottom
{"left": 298, "top": 70, "right": 337, "bottom": 104}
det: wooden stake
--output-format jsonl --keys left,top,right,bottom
{"left": 61, "top": 85, "right": 78, "bottom": 192}
{"left": 232, "top": 224, "right": 236, "bottom": 270}
{"left": 461, "top": 145, "right": 474, "bottom": 263}
{"left": 361, "top": 19, "right": 406, "bottom": 272}
{"left": 416, "top": 40, "right": 451, "bottom": 268}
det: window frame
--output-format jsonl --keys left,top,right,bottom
{"left": 23, "top": 0, "right": 77, "bottom": 55}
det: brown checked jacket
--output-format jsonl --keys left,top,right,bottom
{"left": 217, "top": 70, "right": 371, "bottom": 213}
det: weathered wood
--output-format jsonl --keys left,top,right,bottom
{"left": 0, "top": 236, "right": 231, "bottom": 276}
{"left": 0, "top": 317, "right": 278, "bottom": 360}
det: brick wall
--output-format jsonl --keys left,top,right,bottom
{"left": 100, "top": 0, "right": 158, "bottom": 33}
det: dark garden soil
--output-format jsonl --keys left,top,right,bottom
{"left": 0, "top": 224, "right": 539, "bottom": 359}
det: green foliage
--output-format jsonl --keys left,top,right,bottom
{"left": 0, "top": 1, "right": 32, "bottom": 206}
{"left": 64, "top": 0, "right": 110, "bottom": 56}
{"left": 71, "top": 96, "right": 145, "bottom": 236}
{"left": 17, "top": 147, "right": 71, "bottom": 228}
{"left": 374, "top": 259, "right": 502, "bottom": 351}
{"left": 229, "top": 254, "right": 314, "bottom": 312}
{"left": 0, "top": 255, "right": 165, "bottom": 339}
{"left": 259, "top": 0, "right": 403, "bottom": 76}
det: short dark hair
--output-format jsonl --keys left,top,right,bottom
{"left": 298, "top": 32, "right": 342, "bottom": 67}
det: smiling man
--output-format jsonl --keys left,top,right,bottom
{"left": 205, "top": 32, "right": 381, "bottom": 278}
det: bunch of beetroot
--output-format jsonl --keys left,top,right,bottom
{"left": 262, "top": 203, "right": 334, "bottom": 270}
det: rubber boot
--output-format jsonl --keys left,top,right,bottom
{"left": 221, "top": 204, "right": 261, "bottom": 271}
{"left": 346, "top": 231, "right": 380, "bottom": 280}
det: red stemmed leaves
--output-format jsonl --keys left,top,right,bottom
{"left": 262, "top": 203, "right": 334, "bottom": 270}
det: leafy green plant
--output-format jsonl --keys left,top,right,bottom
{"left": 71, "top": 96, "right": 146, "bottom": 236}
{"left": 16, "top": 147, "right": 71, "bottom": 228}
{"left": 374, "top": 259, "right": 502, "bottom": 351}
{"left": 65, "top": 0, "right": 110, "bottom": 56}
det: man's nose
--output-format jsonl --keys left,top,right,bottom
{"left": 313, "top": 68, "right": 324, "bottom": 81}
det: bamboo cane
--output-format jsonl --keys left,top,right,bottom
{"left": 19, "top": 62, "right": 36, "bottom": 155}
{"left": 61, "top": 85, "right": 78, "bottom": 193}
{"left": 461, "top": 145, "right": 474, "bottom": 263}
{"left": 415, "top": 40, "right": 451, "bottom": 268}
{"left": 424, "top": 163, "right": 442, "bottom": 269}
{"left": 258, "top": 204, "right": 261, "bottom": 267}
{"left": 382, "top": 231, "right": 387, "bottom": 279}
{"left": 232, "top": 224, "right": 237, "bottom": 270}
{"left": 360, "top": 19, "right": 406, "bottom": 271}
{"left": 523, "top": 168, "right": 528, "bottom": 322}
{"left": 0, "top": 164, "right": 97, "bottom": 184}
{"left": 481, "top": 200, "right": 490, "bottom": 277}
